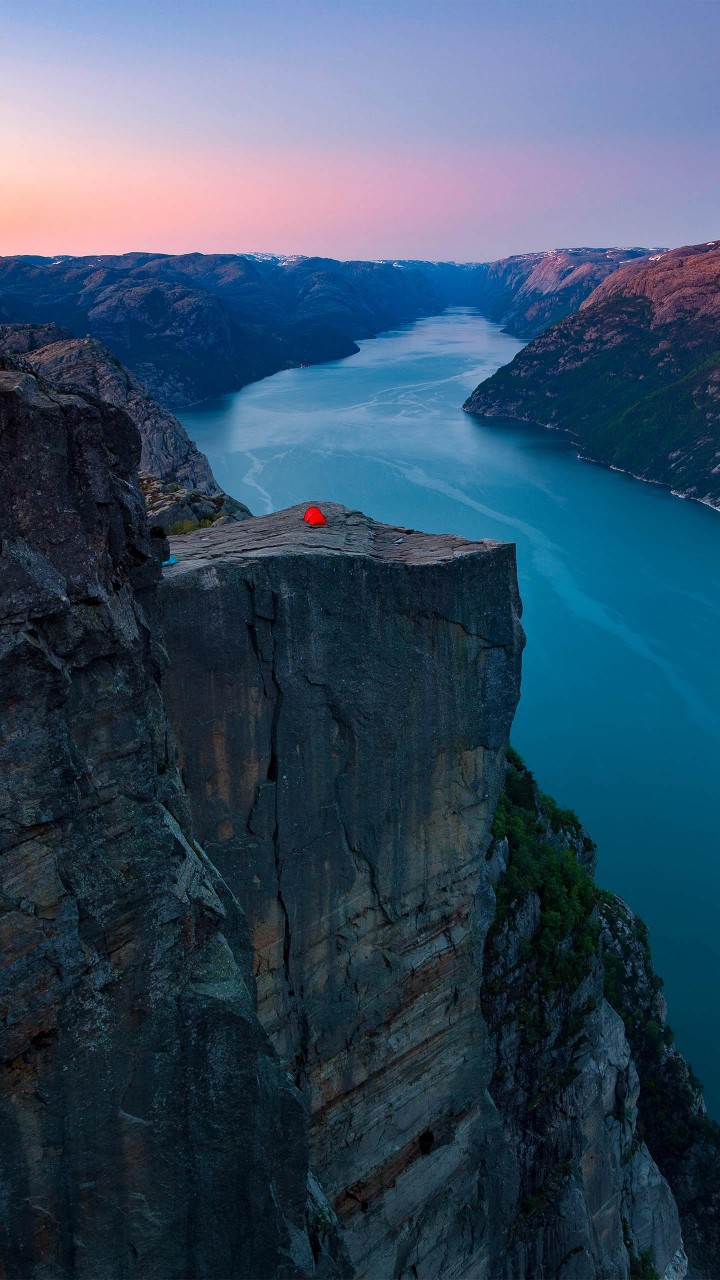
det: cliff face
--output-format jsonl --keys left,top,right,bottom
{"left": 159, "top": 506, "right": 692, "bottom": 1279}
{"left": 482, "top": 758, "right": 688, "bottom": 1280}
{"left": 159, "top": 505, "right": 524, "bottom": 1278}
{"left": 23, "top": 335, "right": 219, "bottom": 492}
{"left": 0, "top": 325, "right": 217, "bottom": 490}
{"left": 1, "top": 356, "right": 710, "bottom": 1277}
{"left": 0, "top": 361, "right": 340, "bottom": 1279}
{"left": 598, "top": 898, "right": 720, "bottom": 1279}
{"left": 463, "top": 243, "right": 720, "bottom": 508}
{"left": 0, "top": 325, "right": 250, "bottom": 533}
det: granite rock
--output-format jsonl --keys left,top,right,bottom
{"left": 10, "top": 333, "right": 219, "bottom": 491}
{"left": 160, "top": 503, "right": 525, "bottom": 1277}
{"left": 0, "top": 360, "right": 342, "bottom": 1279}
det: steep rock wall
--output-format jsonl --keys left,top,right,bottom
{"left": 160, "top": 504, "right": 524, "bottom": 1277}
{"left": 482, "top": 758, "right": 687, "bottom": 1280}
{"left": 160, "top": 507, "right": 696, "bottom": 1280}
{"left": 0, "top": 325, "right": 219, "bottom": 492}
{"left": 0, "top": 362, "right": 341, "bottom": 1279}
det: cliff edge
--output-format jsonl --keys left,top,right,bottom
{"left": 159, "top": 505, "right": 691, "bottom": 1279}
{"left": 160, "top": 504, "right": 524, "bottom": 1277}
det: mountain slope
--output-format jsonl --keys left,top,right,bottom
{"left": 463, "top": 242, "right": 720, "bottom": 508}
{"left": 0, "top": 254, "right": 439, "bottom": 408}
{"left": 401, "top": 247, "right": 657, "bottom": 337}
{"left": 0, "top": 248, "right": 655, "bottom": 410}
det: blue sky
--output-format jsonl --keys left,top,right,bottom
{"left": 1, "top": 0, "right": 717, "bottom": 258}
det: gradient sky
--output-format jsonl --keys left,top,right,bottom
{"left": 1, "top": 0, "right": 718, "bottom": 260}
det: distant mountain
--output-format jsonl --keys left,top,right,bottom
{"left": 0, "top": 254, "right": 439, "bottom": 408}
{"left": 463, "top": 242, "right": 720, "bottom": 508}
{"left": 0, "top": 248, "right": 659, "bottom": 410}
{"left": 399, "top": 247, "right": 658, "bottom": 337}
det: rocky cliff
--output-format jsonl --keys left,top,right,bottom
{"left": 159, "top": 505, "right": 524, "bottom": 1278}
{"left": 0, "top": 323, "right": 216, "bottom": 491}
{"left": 482, "top": 755, "right": 696, "bottom": 1279}
{"left": 0, "top": 325, "right": 250, "bottom": 532}
{"left": 2, "top": 345, "right": 716, "bottom": 1278}
{"left": 598, "top": 894, "right": 720, "bottom": 1279}
{"left": 463, "top": 242, "right": 720, "bottom": 509}
{"left": 159, "top": 507, "right": 697, "bottom": 1279}
{"left": 23, "top": 334, "right": 218, "bottom": 492}
{"left": 0, "top": 358, "right": 342, "bottom": 1278}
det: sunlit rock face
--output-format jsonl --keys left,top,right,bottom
{"left": 160, "top": 504, "right": 524, "bottom": 1276}
{"left": 463, "top": 242, "right": 720, "bottom": 510}
{"left": 0, "top": 363, "right": 342, "bottom": 1280}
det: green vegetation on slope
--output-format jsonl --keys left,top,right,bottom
{"left": 465, "top": 295, "right": 720, "bottom": 504}
{"left": 600, "top": 895, "right": 720, "bottom": 1171}
{"left": 486, "top": 748, "right": 720, "bottom": 1270}
{"left": 487, "top": 751, "right": 599, "bottom": 1000}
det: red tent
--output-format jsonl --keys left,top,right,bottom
{"left": 303, "top": 506, "right": 327, "bottom": 526}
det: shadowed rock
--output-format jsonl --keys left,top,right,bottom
{"left": 0, "top": 324, "right": 253, "bottom": 530}
{"left": 0, "top": 363, "right": 345, "bottom": 1279}
{"left": 0, "top": 254, "right": 439, "bottom": 408}
{"left": 160, "top": 503, "right": 525, "bottom": 1277}
{"left": 13, "top": 333, "right": 219, "bottom": 491}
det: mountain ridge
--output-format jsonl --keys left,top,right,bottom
{"left": 0, "top": 246, "right": 655, "bottom": 409}
{"left": 462, "top": 241, "right": 720, "bottom": 509}
{"left": 398, "top": 246, "right": 659, "bottom": 338}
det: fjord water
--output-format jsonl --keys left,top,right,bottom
{"left": 181, "top": 309, "right": 720, "bottom": 1113}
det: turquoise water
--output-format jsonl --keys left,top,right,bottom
{"left": 180, "top": 309, "right": 720, "bottom": 1114}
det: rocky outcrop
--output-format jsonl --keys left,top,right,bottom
{"left": 139, "top": 474, "right": 251, "bottom": 535}
{"left": 0, "top": 322, "right": 72, "bottom": 353}
{"left": 0, "top": 325, "right": 251, "bottom": 531}
{"left": 599, "top": 897, "right": 720, "bottom": 1278}
{"left": 0, "top": 329, "right": 219, "bottom": 492}
{"left": 0, "top": 359, "right": 342, "bottom": 1278}
{"left": 2, "top": 350, "right": 714, "bottom": 1277}
{"left": 463, "top": 242, "right": 720, "bottom": 509}
{"left": 159, "top": 504, "right": 524, "bottom": 1278}
{"left": 482, "top": 755, "right": 688, "bottom": 1279}
{"left": 159, "top": 509, "right": 711, "bottom": 1279}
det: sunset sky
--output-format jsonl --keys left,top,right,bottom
{"left": 1, "top": 0, "right": 718, "bottom": 261}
